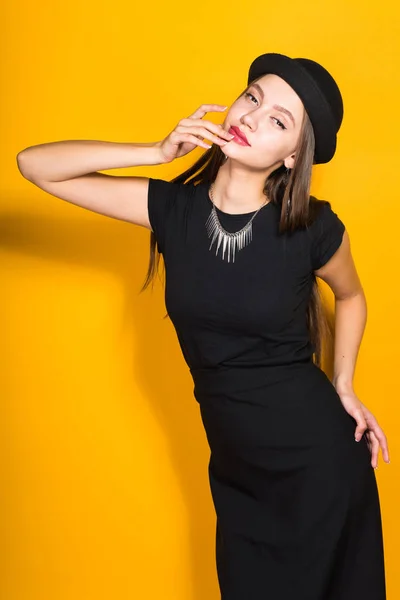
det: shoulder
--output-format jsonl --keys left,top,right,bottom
{"left": 148, "top": 177, "right": 198, "bottom": 199}
{"left": 308, "top": 196, "right": 341, "bottom": 223}
{"left": 308, "top": 196, "right": 345, "bottom": 235}
{"left": 147, "top": 177, "right": 199, "bottom": 217}
{"left": 308, "top": 196, "right": 346, "bottom": 271}
{"left": 147, "top": 177, "right": 200, "bottom": 255}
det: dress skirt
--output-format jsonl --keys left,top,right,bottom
{"left": 191, "top": 361, "right": 386, "bottom": 600}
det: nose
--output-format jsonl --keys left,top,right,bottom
{"left": 240, "top": 111, "right": 257, "bottom": 131}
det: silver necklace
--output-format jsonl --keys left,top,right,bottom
{"left": 205, "top": 182, "right": 269, "bottom": 263}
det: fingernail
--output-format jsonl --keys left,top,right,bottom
{"left": 355, "top": 437, "right": 360, "bottom": 442}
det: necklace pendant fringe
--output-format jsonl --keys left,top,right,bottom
{"left": 205, "top": 208, "right": 253, "bottom": 263}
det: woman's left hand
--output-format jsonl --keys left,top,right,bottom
{"left": 335, "top": 386, "right": 390, "bottom": 469}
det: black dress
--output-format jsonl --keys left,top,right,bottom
{"left": 147, "top": 177, "right": 386, "bottom": 600}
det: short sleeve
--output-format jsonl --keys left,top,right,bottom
{"left": 310, "top": 202, "right": 345, "bottom": 270}
{"left": 147, "top": 177, "right": 182, "bottom": 255}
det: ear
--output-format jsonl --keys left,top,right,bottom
{"left": 283, "top": 154, "right": 296, "bottom": 170}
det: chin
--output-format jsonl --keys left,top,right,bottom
{"left": 222, "top": 147, "right": 250, "bottom": 163}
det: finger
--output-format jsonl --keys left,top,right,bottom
{"left": 370, "top": 426, "right": 390, "bottom": 464}
{"left": 364, "top": 431, "right": 372, "bottom": 453}
{"left": 188, "top": 104, "right": 228, "bottom": 119}
{"left": 369, "top": 430, "right": 381, "bottom": 469}
{"left": 354, "top": 409, "right": 368, "bottom": 441}
{"left": 176, "top": 125, "right": 232, "bottom": 146}
{"left": 175, "top": 132, "right": 213, "bottom": 150}
{"left": 364, "top": 412, "right": 380, "bottom": 429}
{"left": 364, "top": 411, "right": 390, "bottom": 464}
{"left": 169, "top": 130, "right": 212, "bottom": 149}
{"left": 178, "top": 119, "right": 234, "bottom": 142}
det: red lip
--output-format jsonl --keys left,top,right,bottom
{"left": 229, "top": 126, "right": 250, "bottom": 146}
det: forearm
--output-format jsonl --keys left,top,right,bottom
{"left": 332, "top": 290, "right": 367, "bottom": 392}
{"left": 16, "top": 139, "right": 164, "bottom": 182}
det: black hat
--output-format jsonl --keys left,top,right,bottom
{"left": 247, "top": 52, "right": 344, "bottom": 164}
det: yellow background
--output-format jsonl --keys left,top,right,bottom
{"left": 2, "top": 1, "right": 399, "bottom": 598}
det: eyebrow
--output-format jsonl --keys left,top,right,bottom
{"left": 250, "top": 82, "right": 296, "bottom": 127}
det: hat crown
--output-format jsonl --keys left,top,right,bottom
{"left": 294, "top": 58, "right": 344, "bottom": 131}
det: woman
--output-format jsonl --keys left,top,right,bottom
{"left": 17, "top": 52, "right": 389, "bottom": 599}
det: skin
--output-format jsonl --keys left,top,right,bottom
{"left": 211, "top": 74, "right": 390, "bottom": 468}
{"left": 214, "top": 73, "right": 305, "bottom": 214}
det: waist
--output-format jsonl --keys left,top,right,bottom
{"left": 190, "top": 359, "right": 315, "bottom": 397}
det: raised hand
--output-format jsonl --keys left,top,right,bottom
{"left": 157, "top": 104, "right": 235, "bottom": 164}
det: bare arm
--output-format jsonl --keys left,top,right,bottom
{"left": 16, "top": 140, "right": 165, "bottom": 228}
{"left": 16, "top": 105, "right": 231, "bottom": 228}
{"left": 16, "top": 140, "right": 165, "bottom": 182}
{"left": 333, "top": 293, "right": 367, "bottom": 390}
{"left": 314, "top": 230, "right": 366, "bottom": 391}
{"left": 315, "top": 231, "right": 389, "bottom": 466}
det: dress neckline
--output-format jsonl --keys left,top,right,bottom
{"left": 202, "top": 183, "right": 273, "bottom": 218}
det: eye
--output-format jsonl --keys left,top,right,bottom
{"left": 244, "top": 92, "right": 287, "bottom": 130}
{"left": 244, "top": 92, "right": 258, "bottom": 104}
{"left": 272, "top": 117, "right": 287, "bottom": 130}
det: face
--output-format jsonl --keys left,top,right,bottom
{"left": 222, "top": 74, "right": 305, "bottom": 171}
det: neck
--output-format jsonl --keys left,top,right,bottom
{"left": 210, "top": 160, "right": 276, "bottom": 214}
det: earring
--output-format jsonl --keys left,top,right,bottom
{"left": 285, "top": 168, "right": 292, "bottom": 215}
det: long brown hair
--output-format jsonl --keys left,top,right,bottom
{"left": 141, "top": 82, "right": 332, "bottom": 367}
